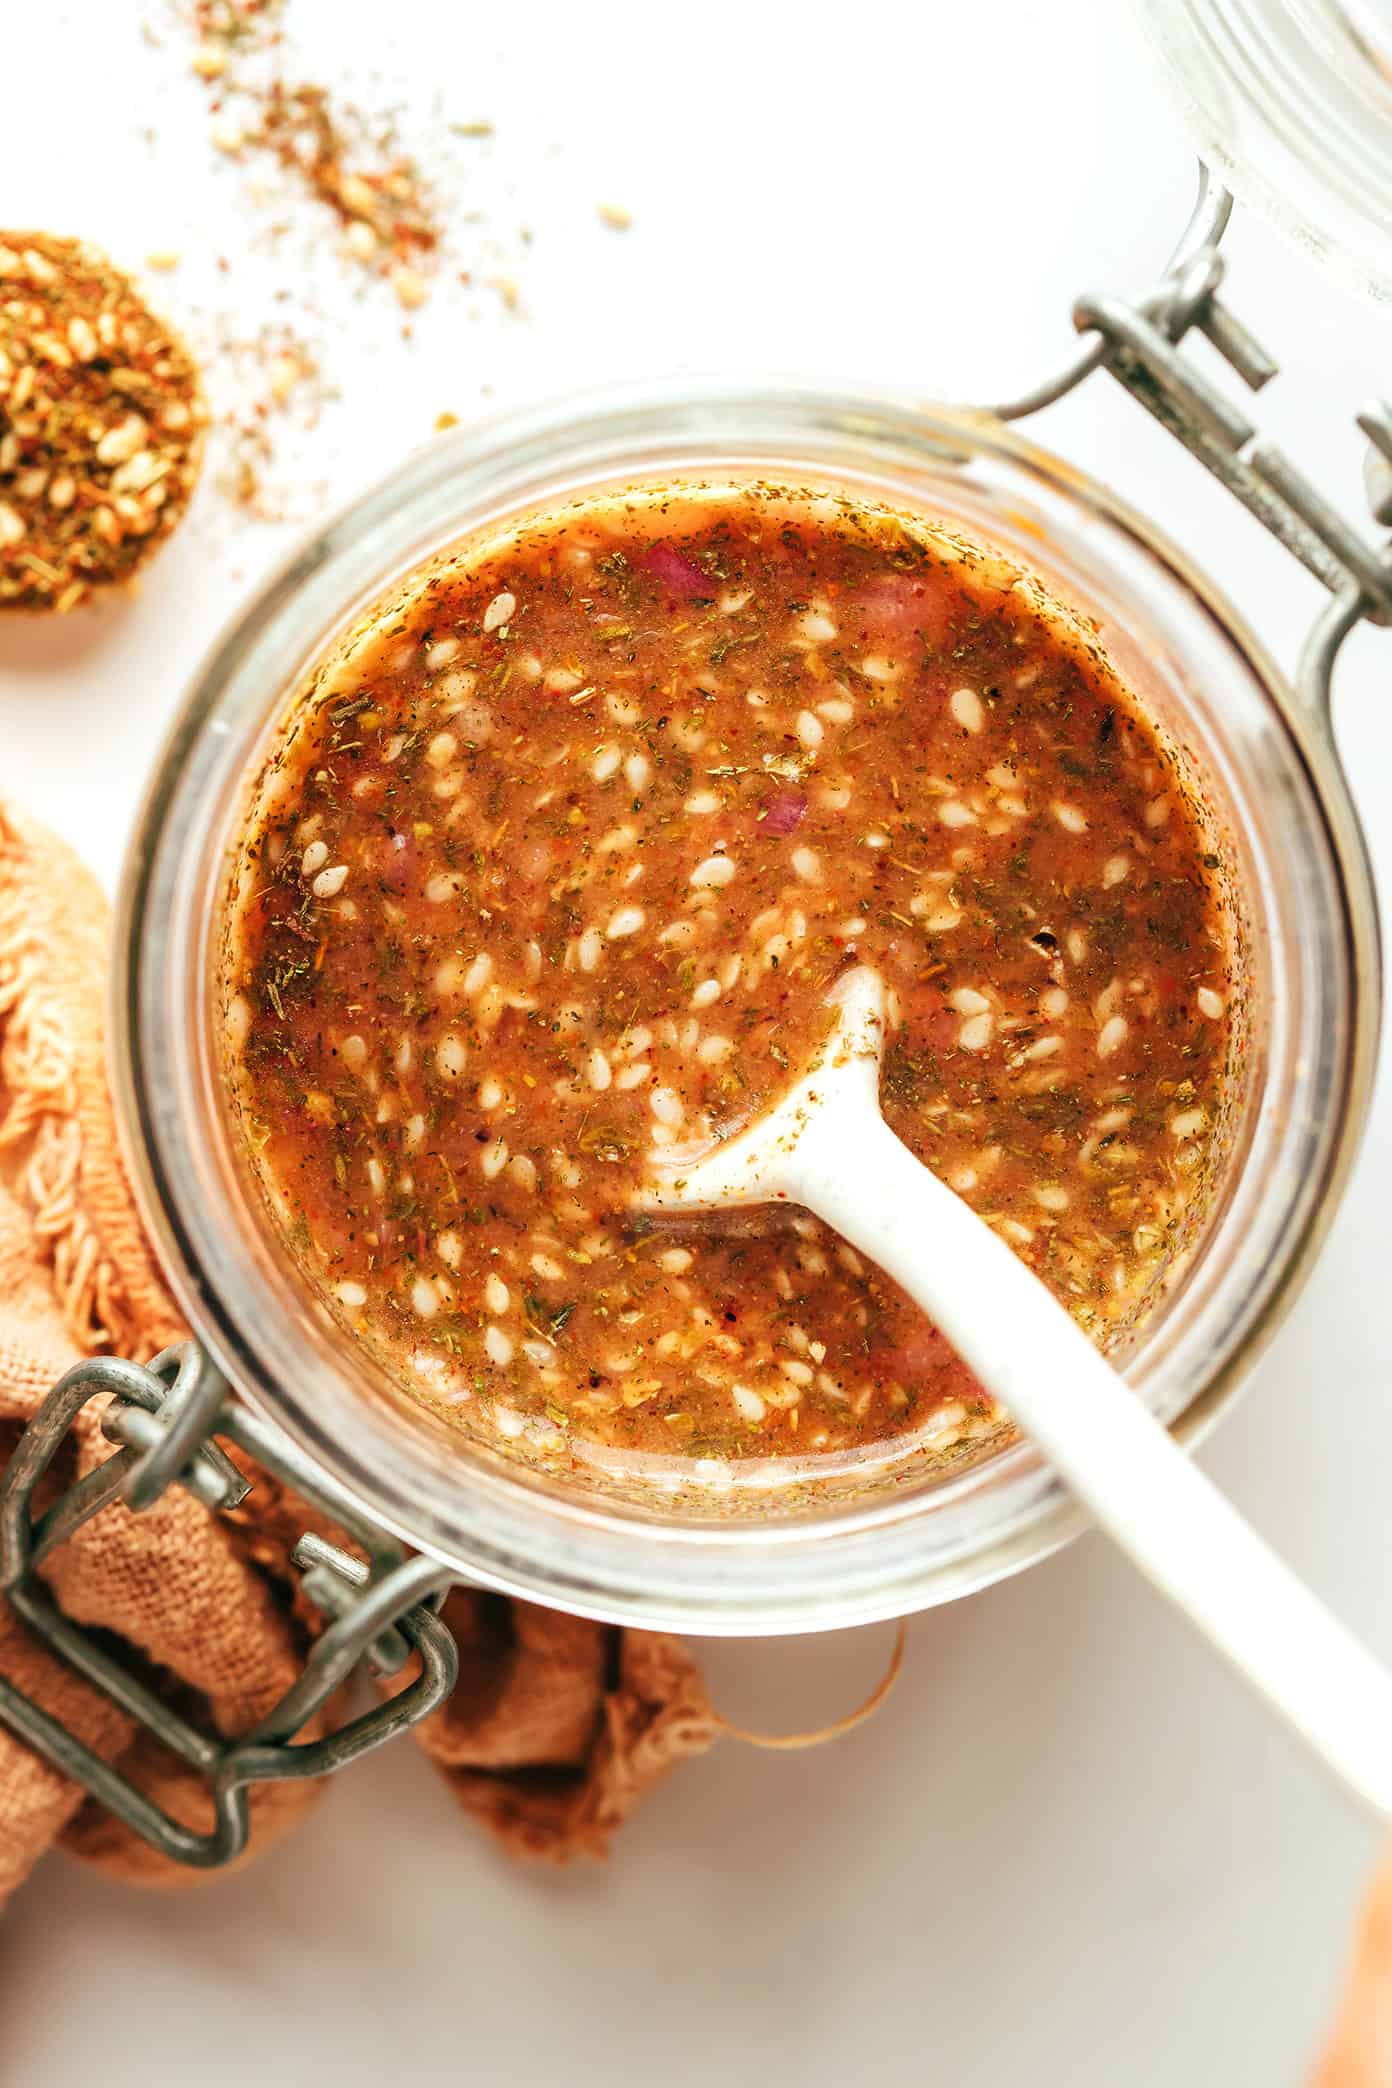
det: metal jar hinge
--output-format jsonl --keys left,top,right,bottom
{"left": 991, "top": 167, "right": 1392, "bottom": 712}
{"left": 0, "top": 1343, "right": 459, "bottom": 1869}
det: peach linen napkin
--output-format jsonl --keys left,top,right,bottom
{"left": 1312, "top": 1850, "right": 1392, "bottom": 2086}
{"left": 0, "top": 797, "right": 715, "bottom": 1899}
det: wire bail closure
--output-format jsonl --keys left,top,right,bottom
{"left": 0, "top": 1343, "right": 458, "bottom": 1869}
{"left": 992, "top": 168, "right": 1392, "bottom": 712}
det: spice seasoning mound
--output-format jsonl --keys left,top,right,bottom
{"left": 0, "top": 233, "right": 207, "bottom": 613}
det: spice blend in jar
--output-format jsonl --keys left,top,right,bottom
{"left": 0, "top": 234, "right": 206, "bottom": 612}
{"left": 220, "top": 484, "right": 1234, "bottom": 1483}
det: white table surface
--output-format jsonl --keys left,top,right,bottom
{"left": 4, "top": 3, "right": 1392, "bottom": 2080}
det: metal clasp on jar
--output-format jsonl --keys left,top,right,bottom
{"left": 0, "top": 1342, "right": 458, "bottom": 1869}
{"left": 992, "top": 166, "right": 1392, "bottom": 710}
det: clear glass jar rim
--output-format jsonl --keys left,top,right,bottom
{"left": 111, "top": 379, "right": 1381, "bottom": 1633}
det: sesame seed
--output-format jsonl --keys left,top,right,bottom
{"left": 485, "top": 1273, "right": 511, "bottom": 1314}
{"left": 689, "top": 854, "right": 736, "bottom": 889}
{"left": 436, "top": 1033, "right": 467, "bottom": 1079}
{"left": 483, "top": 591, "right": 516, "bottom": 632}
{"left": 484, "top": 1325, "right": 515, "bottom": 1366}
{"left": 1097, "top": 1014, "right": 1129, "bottom": 1058}
{"left": 1197, "top": 987, "right": 1225, "bottom": 1019}
{"left": 1052, "top": 802, "right": 1088, "bottom": 834}
{"left": 607, "top": 905, "right": 646, "bottom": 938}
{"left": 795, "top": 709, "right": 824, "bottom": 748}
{"left": 390, "top": 265, "right": 428, "bottom": 310}
{"left": 311, "top": 864, "right": 349, "bottom": 898}
{"left": 588, "top": 1047, "right": 613, "bottom": 1091}
{"left": 949, "top": 686, "right": 983, "bottom": 732}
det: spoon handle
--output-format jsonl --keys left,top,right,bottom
{"left": 791, "top": 1106, "right": 1392, "bottom": 1825}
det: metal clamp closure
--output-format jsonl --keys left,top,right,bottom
{"left": 0, "top": 1344, "right": 458, "bottom": 1869}
{"left": 992, "top": 170, "right": 1392, "bottom": 709}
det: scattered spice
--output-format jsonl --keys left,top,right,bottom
{"left": 244, "top": 81, "right": 441, "bottom": 286}
{"left": 211, "top": 319, "right": 327, "bottom": 518}
{"left": 0, "top": 233, "right": 206, "bottom": 612}
{"left": 181, "top": 4, "right": 442, "bottom": 299}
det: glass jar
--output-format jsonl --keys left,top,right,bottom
{"left": 110, "top": 381, "right": 1379, "bottom": 1636}
{"left": 1141, "top": 0, "right": 1392, "bottom": 298}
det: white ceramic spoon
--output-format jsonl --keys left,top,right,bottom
{"left": 641, "top": 966, "right": 1392, "bottom": 1824}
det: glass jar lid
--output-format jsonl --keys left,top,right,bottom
{"left": 1141, "top": 0, "right": 1392, "bottom": 298}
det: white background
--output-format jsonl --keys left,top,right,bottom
{"left": 4, "top": 3, "right": 1392, "bottom": 2080}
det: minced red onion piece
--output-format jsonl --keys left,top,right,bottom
{"left": 643, "top": 543, "right": 711, "bottom": 598}
{"left": 762, "top": 789, "right": 807, "bottom": 836}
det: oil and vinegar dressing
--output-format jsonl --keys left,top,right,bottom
{"left": 221, "top": 484, "right": 1233, "bottom": 1479}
